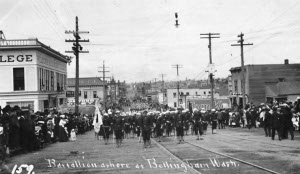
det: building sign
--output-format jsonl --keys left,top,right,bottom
{"left": 66, "top": 91, "right": 74, "bottom": 97}
{"left": 0, "top": 55, "right": 33, "bottom": 62}
{"left": 67, "top": 99, "right": 98, "bottom": 107}
{"left": 188, "top": 98, "right": 230, "bottom": 110}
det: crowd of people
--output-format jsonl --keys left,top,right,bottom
{"left": 1, "top": 98, "right": 299, "bottom": 171}
{"left": 93, "top": 108, "right": 232, "bottom": 148}
{"left": 93, "top": 98, "right": 300, "bottom": 149}
{"left": 0, "top": 105, "right": 93, "bottom": 167}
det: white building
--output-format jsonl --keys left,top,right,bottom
{"left": 66, "top": 77, "right": 105, "bottom": 102}
{"left": 0, "top": 39, "right": 68, "bottom": 112}
{"left": 166, "top": 88, "right": 215, "bottom": 109}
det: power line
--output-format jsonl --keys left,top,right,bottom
{"left": 200, "top": 33, "right": 220, "bottom": 110}
{"left": 231, "top": 33, "right": 253, "bottom": 110}
{"left": 65, "top": 16, "right": 89, "bottom": 114}
{"left": 172, "top": 64, "right": 183, "bottom": 108}
{"left": 98, "top": 61, "right": 110, "bottom": 109}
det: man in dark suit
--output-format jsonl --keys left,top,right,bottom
{"left": 141, "top": 111, "right": 152, "bottom": 148}
{"left": 271, "top": 107, "right": 281, "bottom": 140}
{"left": 114, "top": 111, "right": 123, "bottom": 148}
{"left": 174, "top": 109, "right": 185, "bottom": 144}
{"left": 264, "top": 108, "right": 272, "bottom": 137}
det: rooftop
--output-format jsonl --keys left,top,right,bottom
{"left": 67, "top": 77, "right": 104, "bottom": 87}
{"left": 265, "top": 81, "right": 300, "bottom": 96}
{"left": 0, "top": 39, "right": 69, "bottom": 63}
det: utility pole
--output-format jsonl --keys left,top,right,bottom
{"left": 159, "top": 74, "right": 166, "bottom": 105}
{"left": 65, "top": 16, "right": 89, "bottom": 114}
{"left": 200, "top": 33, "right": 220, "bottom": 110}
{"left": 231, "top": 32, "right": 253, "bottom": 110}
{"left": 98, "top": 61, "right": 110, "bottom": 110}
{"left": 153, "top": 78, "right": 158, "bottom": 90}
{"left": 172, "top": 64, "right": 183, "bottom": 108}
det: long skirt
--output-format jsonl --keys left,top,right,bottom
{"left": 58, "top": 126, "right": 68, "bottom": 142}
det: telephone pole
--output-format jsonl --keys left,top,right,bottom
{"left": 172, "top": 64, "right": 183, "bottom": 108}
{"left": 200, "top": 33, "right": 220, "bottom": 110}
{"left": 231, "top": 32, "right": 253, "bottom": 110}
{"left": 159, "top": 74, "right": 166, "bottom": 105}
{"left": 65, "top": 16, "right": 89, "bottom": 114}
{"left": 98, "top": 61, "right": 110, "bottom": 110}
{"left": 153, "top": 78, "right": 158, "bottom": 90}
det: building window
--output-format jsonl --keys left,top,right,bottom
{"left": 204, "top": 91, "right": 206, "bottom": 95}
{"left": 63, "top": 75, "right": 66, "bottom": 90}
{"left": 39, "top": 68, "right": 44, "bottom": 91}
{"left": 51, "top": 71, "right": 54, "bottom": 91}
{"left": 209, "top": 91, "right": 211, "bottom": 94}
{"left": 173, "top": 92, "right": 176, "bottom": 98}
{"left": 84, "top": 91, "right": 87, "bottom": 99}
{"left": 56, "top": 72, "right": 60, "bottom": 91}
{"left": 93, "top": 91, "right": 97, "bottom": 98}
{"left": 174, "top": 102, "right": 177, "bottom": 107}
{"left": 46, "top": 70, "right": 49, "bottom": 91}
{"left": 13, "top": 68, "right": 25, "bottom": 91}
{"left": 234, "top": 80, "right": 238, "bottom": 93}
{"left": 186, "top": 92, "right": 189, "bottom": 95}
{"left": 79, "top": 90, "right": 81, "bottom": 96}
{"left": 195, "top": 92, "right": 198, "bottom": 95}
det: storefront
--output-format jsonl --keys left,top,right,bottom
{"left": 0, "top": 39, "right": 69, "bottom": 112}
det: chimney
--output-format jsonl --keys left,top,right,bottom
{"left": 284, "top": 59, "right": 289, "bottom": 64}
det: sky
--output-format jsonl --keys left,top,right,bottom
{"left": 1, "top": 0, "right": 300, "bottom": 83}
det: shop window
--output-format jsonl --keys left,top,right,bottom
{"left": 174, "top": 102, "right": 177, "bottom": 107}
{"left": 234, "top": 80, "right": 238, "bottom": 93}
{"left": 51, "top": 71, "right": 54, "bottom": 91}
{"left": 13, "top": 68, "right": 25, "bottom": 91}
{"left": 93, "top": 91, "right": 97, "bottom": 98}
{"left": 84, "top": 91, "right": 87, "bottom": 99}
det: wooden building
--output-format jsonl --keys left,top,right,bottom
{"left": 265, "top": 81, "right": 300, "bottom": 104}
{"left": 229, "top": 60, "right": 300, "bottom": 107}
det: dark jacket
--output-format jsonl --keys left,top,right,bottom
{"left": 271, "top": 112, "right": 280, "bottom": 129}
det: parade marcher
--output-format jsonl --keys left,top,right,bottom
{"left": 165, "top": 111, "right": 172, "bottom": 137}
{"left": 102, "top": 113, "right": 111, "bottom": 145}
{"left": 193, "top": 109, "right": 204, "bottom": 140}
{"left": 184, "top": 110, "right": 191, "bottom": 136}
{"left": 141, "top": 111, "right": 152, "bottom": 148}
{"left": 174, "top": 110, "right": 185, "bottom": 144}
{"left": 211, "top": 109, "right": 218, "bottom": 134}
{"left": 202, "top": 110, "right": 209, "bottom": 134}
{"left": 271, "top": 107, "right": 281, "bottom": 140}
{"left": 155, "top": 113, "right": 163, "bottom": 142}
{"left": 136, "top": 112, "right": 142, "bottom": 143}
{"left": 217, "top": 110, "right": 224, "bottom": 129}
{"left": 124, "top": 112, "right": 130, "bottom": 139}
{"left": 130, "top": 113, "right": 136, "bottom": 138}
{"left": 114, "top": 111, "right": 123, "bottom": 148}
